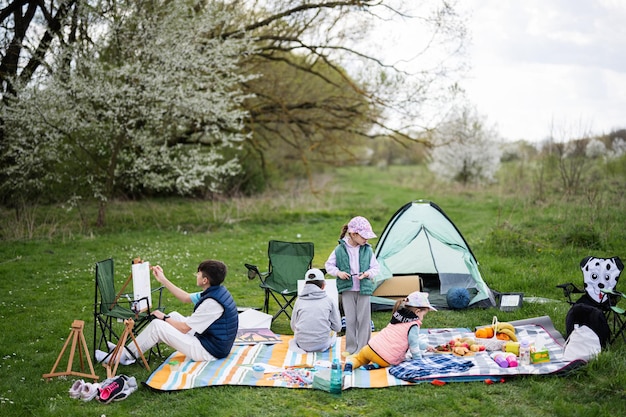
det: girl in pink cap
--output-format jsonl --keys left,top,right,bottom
{"left": 343, "top": 291, "right": 436, "bottom": 373}
{"left": 325, "top": 216, "right": 380, "bottom": 354}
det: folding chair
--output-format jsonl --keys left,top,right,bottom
{"left": 93, "top": 258, "right": 165, "bottom": 363}
{"left": 557, "top": 255, "right": 624, "bottom": 345}
{"left": 245, "top": 240, "right": 314, "bottom": 321}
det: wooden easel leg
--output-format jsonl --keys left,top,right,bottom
{"left": 104, "top": 319, "right": 150, "bottom": 378}
{"left": 78, "top": 323, "right": 98, "bottom": 380}
{"left": 65, "top": 327, "right": 79, "bottom": 374}
{"left": 43, "top": 320, "right": 99, "bottom": 381}
{"left": 105, "top": 326, "right": 129, "bottom": 379}
{"left": 128, "top": 328, "right": 150, "bottom": 371}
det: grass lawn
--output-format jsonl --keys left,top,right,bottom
{"left": 1, "top": 165, "right": 625, "bottom": 416}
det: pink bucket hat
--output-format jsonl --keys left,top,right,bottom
{"left": 347, "top": 216, "right": 376, "bottom": 239}
{"left": 405, "top": 291, "right": 437, "bottom": 311}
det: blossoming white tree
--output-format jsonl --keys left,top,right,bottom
{"left": 428, "top": 107, "right": 502, "bottom": 185}
{"left": 1, "top": 0, "right": 470, "bottom": 226}
{"left": 2, "top": 1, "right": 469, "bottom": 194}
{"left": 1, "top": 2, "right": 256, "bottom": 225}
{"left": 585, "top": 139, "right": 606, "bottom": 159}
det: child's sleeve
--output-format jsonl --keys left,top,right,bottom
{"left": 324, "top": 249, "right": 340, "bottom": 277}
{"left": 408, "top": 325, "right": 428, "bottom": 359}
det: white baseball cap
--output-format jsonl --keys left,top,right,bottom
{"left": 304, "top": 268, "right": 325, "bottom": 281}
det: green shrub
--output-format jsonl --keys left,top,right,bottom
{"left": 483, "top": 223, "right": 541, "bottom": 257}
{"left": 561, "top": 224, "right": 603, "bottom": 249}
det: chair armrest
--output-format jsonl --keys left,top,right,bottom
{"left": 129, "top": 286, "right": 166, "bottom": 315}
{"left": 601, "top": 288, "right": 624, "bottom": 297}
{"left": 556, "top": 282, "right": 584, "bottom": 304}
{"left": 245, "top": 263, "right": 263, "bottom": 280}
{"left": 601, "top": 288, "right": 625, "bottom": 307}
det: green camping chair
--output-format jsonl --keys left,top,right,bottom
{"left": 245, "top": 240, "right": 314, "bottom": 322}
{"left": 93, "top": 258, "right": 165, "bottom": 364}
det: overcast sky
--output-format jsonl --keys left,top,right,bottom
{"left": 461, "top": 0, "right": 626, "bottom": 142}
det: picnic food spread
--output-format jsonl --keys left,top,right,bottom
{"left": 434, "top": 337, "right": 486, "bottom": 356}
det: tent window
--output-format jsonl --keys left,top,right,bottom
{"left": 439, "top": 273, "right": 476, "bottom": 295}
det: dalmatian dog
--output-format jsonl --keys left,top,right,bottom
{"left": 580, "top": 256, "right": 624, "bottom": 304}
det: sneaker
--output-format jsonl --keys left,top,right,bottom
{"left": 80, "top": 382, "right": 100, "bottom": 402}
{"left": 363, "top": 363, "right": 381, "bottom": 371}
{"left": 343, "top": 363, "right": 353, "bottom": 375}
{"left": 111, "top": 375, "right": 138, "bottom": 402}
{"left": 69, "top": 380, "right": 84, "bottom": 399}
{"left": 97, "top": 376, "right": 126, "bottom": 404}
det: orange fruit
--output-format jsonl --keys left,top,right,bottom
{"left": 475, "top": 327, "right": 494, "bottom": 339}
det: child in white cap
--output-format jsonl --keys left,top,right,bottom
{"left": 325, "top": 216, "right": 380, "bottom": 354}
{"left": 290, "top": 268, "right": 342, "bottom": 352}
{"left": 344, "top": 291, "right": 436, "bottom": 373}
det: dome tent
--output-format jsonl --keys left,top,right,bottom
{"left": 372, "top": 200, "right": 495, "bottom": 310}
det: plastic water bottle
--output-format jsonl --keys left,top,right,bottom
{"left": 330, "top": 359, "right": 342, "bottom": 395}
{"left": 519, "top": 340, "right": 531, "bottom": 366}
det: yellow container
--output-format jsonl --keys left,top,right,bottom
{"left": 504, "top": 342, "right": 520, "bottom": 356}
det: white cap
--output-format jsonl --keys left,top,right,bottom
{"left": 405, "top": 291, "right": 437, "bottom": 311}
{"left": 304, "top": 268, "right": 325, "bottom": 281}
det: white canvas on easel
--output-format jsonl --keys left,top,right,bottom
{"left": 132, "top": 261, "right": 152, "bottom": 312}
{"left": 297, "top": 279, "right": 339, "bottom": 311}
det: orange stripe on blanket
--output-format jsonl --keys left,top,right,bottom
{"left": 268, "top": 335, "right": 292, "bottom": 367}
{"left": 367, "top": 367, "right": 412, "bottom": 388}
{"left": 256, "top": 335, "right": 294, "bottom": 386}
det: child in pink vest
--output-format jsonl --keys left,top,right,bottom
{"left": 344, "top": 291, "right": 436, "bottom": 373}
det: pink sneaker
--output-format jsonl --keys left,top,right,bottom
{"left": 97, "top": 376, "right": 125, "bottom": 404}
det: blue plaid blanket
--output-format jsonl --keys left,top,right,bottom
{"left": 389, "top": 354, "right": 475, "bottom": 381}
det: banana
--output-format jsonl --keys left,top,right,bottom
{"left": 496, "top": 322, "right": 515, "bottom": 332}
{"left": 497, "top": 328, "right": 518, "bottom": 342}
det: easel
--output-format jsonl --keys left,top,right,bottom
{"left": 110, "top": 257, "right": 143, "bottom": 312}
{"left": 43, "top": 320, "right": 99, "bottom": 381}
{"left": 103, "top": 318, "right": 150, "bottom": 378}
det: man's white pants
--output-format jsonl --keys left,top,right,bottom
{"left": 127, "top": 311, "right": 216, "bottom": 362}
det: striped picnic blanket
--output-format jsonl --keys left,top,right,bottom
{"left": 144, "top": 324, "right": 585, "bottom": 391}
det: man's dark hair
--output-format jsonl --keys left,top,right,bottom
{"left": 198, "top": 260, "right": 227, "bottom": 286}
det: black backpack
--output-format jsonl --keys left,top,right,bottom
{"left": 565, "top": 303, "right": 610, "bottom": 348}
